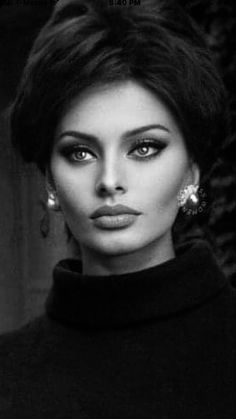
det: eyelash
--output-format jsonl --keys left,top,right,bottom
{"left": 60, "top": 138, "right": 166, "bottom": 163}
{"left": 61, "top": 145, "right": 95, "bottom": 162}
{"left": 129, "top": 139, "right": 166, "bottom": 160}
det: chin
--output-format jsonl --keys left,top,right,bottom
{"left": 84, "top": 232, "right": 155, "bottom": 258}
{"left": 80, "top": 233, "right": 139, "bottom": 256}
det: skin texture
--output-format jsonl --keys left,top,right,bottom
{"left": 48, "top": 80, "right": 199, "bottom": 275}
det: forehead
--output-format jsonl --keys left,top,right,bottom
{"left": 56, "top": 80, "right": 181, "bottom": 137}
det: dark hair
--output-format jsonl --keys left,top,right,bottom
{"left": 10, "top": 0, "right": 228, "bottom": 178}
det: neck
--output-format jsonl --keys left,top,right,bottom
{"left": 81, "top": 233, "right": 175, "bottom": 276}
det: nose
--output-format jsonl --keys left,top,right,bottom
{"left": 95, "top": 157, "right": 127, "bottom": 197}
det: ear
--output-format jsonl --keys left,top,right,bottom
{"left": 45, "top": 167, "right": 56, "bottom": 195}
{"left": 189, "top": 161, "right": 200, "bottom": 186}
{"left": 182, "top": 160, "right": 200, "bottom": 189}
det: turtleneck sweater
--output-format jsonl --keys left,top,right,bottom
{"left": 0, "top": 241, "right": 235, "bottom": 418}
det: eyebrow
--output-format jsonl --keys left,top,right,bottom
{"left": 57, "top": 124, "right": 170, "bottom": 143}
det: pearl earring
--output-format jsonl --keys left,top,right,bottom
{"left": 177, "top": 184, "right": 199, "bottom": 212}
{"left": 47, "top": 192, "right": 60, "bottom": 211}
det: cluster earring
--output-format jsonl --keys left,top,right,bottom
{"left": 177, "top": 184, "right": 200, "bottom": 215}
{"left": 47, "top": 191, "right": 60, "bottom": 211}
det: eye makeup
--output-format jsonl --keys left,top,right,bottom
{"left": 128, "top": 138, "right": 167, "bottom": 161}
{"left": 56, "top": 132, "right": 168, "bottom": 164}
{"left": 58, "top": 143, "right": 96, "bottom": 163}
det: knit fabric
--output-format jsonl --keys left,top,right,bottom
{"left": 0, "top": 241, "right": 235, "bottom": 418}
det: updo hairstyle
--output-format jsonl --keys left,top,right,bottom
{"left": 10, "top": 0, "right": 228, "bottom": 180}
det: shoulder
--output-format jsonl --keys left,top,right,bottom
{"left": 0, "top": 316, "right": 87, "bottom": 417}
{"left": 225, "top": 282, "right": 236, "bottom": 318}
{"left": 0, "top": 315, "right": 50, "bottom": 367}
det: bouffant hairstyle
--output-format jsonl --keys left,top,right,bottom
{"left": 10, "top": 0, "right": 228, "bottom": 178}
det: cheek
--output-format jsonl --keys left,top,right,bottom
{"left": 52, "top": 168, "right": 91, "bottom": 219}
{"left": 157, "top": 175, "right": 183, "bottom": 210}
{"left": 140, "top": 163, "right": 187, "bottom": 211}
{"left": 58, "top": 188, "right": 84, "bottom": 216}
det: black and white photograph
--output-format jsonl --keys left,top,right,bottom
{"left": 0, "top": 0, "right": 236, "bottom": 417}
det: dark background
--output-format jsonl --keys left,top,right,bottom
{"left": 0, "top": 0, "right": 235, "bottom": 333}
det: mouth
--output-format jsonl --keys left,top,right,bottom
{"left": 90, "top": 205, "right": 141, "bottom": 230}
{"left": 91, "top": 204, "right": 141, "bottom": 218}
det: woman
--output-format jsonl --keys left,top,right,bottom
{"left": 0, "top": 0, "right": 235, "bottom": 417}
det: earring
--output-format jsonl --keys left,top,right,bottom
{"left": 177, "top": 184, "right": 200, "bottom": 213}
{"left": 47, "top": 192, "right": 60, "bottom": 211}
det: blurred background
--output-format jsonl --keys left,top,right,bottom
{"left": 0, "top": 0, "right": 235, "bottom": 333}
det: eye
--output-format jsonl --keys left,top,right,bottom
{"left": 129, "top": 139, "right": 166, "bottom": 159}
{"left": 134, "top": 145, "right": 155, "bottom": 157}
{"left": 71, "top": 149, "right": 94, "bottom": 162}
{"left": 60, "top": 145, "right": 96, "bottom": 162}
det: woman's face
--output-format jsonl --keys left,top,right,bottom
{"left": 49, "top": 80, "right": 198, "bottom": 259}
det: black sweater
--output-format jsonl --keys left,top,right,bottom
{"left": 0, "top": 241, "right": 235, "bottom": 418}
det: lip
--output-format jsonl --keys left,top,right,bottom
{"left": 90, "top": 204, "right": 141, "bottom": 219}
{"left": 90, "top": 205, "right": 141, "bottom": 230}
